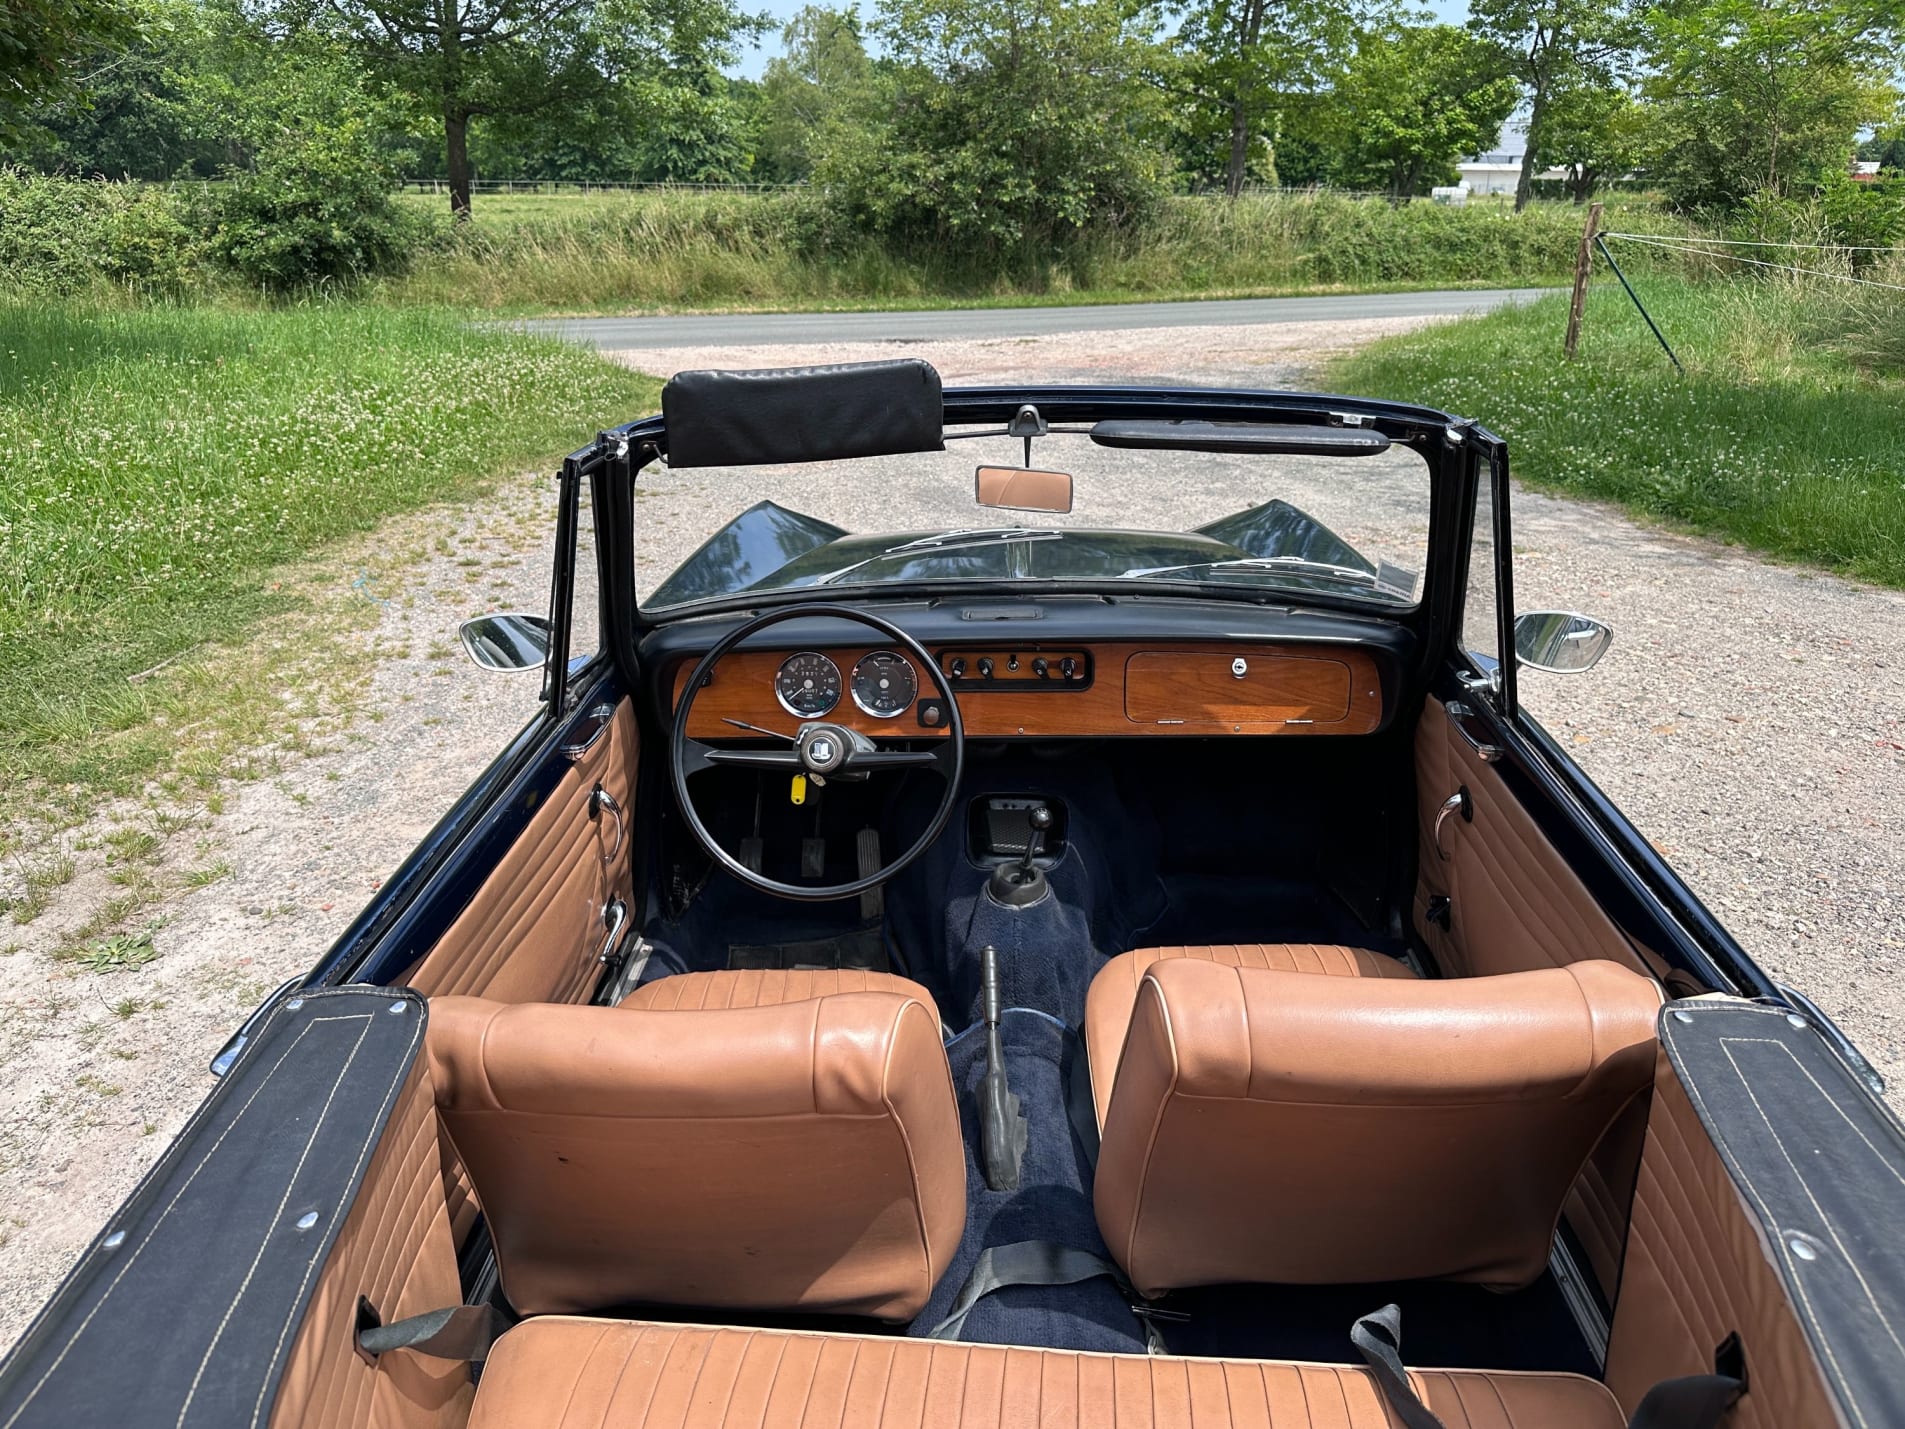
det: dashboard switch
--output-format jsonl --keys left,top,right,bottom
{"left": 977, "top": 658, "right": 995, "bottom": 679}
{"left": 1061, "top": 657, "right": 1078, "bottom": 679}
{"left": 949, "top": 657, "right": 966, "bottom": 679}
{"left": 1032, "top": 658, "right": 1050, "bottom": 679}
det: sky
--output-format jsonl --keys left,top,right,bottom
{"left": 729, "top": 0, "right": 1474, "bottom": 79}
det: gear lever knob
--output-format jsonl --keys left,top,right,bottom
{"left": 1020, "top": 806, "right": 1052, "bottom": 872}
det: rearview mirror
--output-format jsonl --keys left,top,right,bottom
{"left": 976, "top": 465, "right": 1074, "bottom": 514}
{"left": 459, "top": 612, "right": 551, "bottom": 672}
{"left": 1514, "top": 611, "right": 1613, "bottom": 674}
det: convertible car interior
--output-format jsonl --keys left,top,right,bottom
{"left": 4, "top": 361, "right": 1900, "bottom": 1429}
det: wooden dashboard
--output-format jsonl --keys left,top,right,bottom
{"left": 671, "top": 641, "right": 1384, "bottom": 739}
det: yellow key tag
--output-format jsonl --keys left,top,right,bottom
{"left": 790, "top": 774, "right": 807, "bottom": 806}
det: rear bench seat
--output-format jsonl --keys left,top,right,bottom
{"left": 468, "top": 1318, "right": 1625, "bottom": 1429}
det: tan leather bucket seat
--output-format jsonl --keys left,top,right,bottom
{"left": 1091, "top": 957, "right": 1661, "bottom": 1296}
{"left": 1084, "top": 944, "right": 1417, "bottom": 1125}
{"left": 427, "top": 970, "right": 965, "bottom": 1320}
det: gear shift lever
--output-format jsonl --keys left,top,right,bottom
{"left": 986, "top": 805, "right": 1051, "bottom": 907}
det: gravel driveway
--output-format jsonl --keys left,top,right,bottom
{"left": 0, "top": 310, "right": 1898, "bottom": 1346}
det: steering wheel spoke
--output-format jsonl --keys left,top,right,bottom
{"left": 853, "top": 744, "right": 946, "bottom": 772}
{"left": 681, "top": 739, "right": 804, "bottom": 776}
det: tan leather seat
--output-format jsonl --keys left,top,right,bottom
{"left": 467, "top": 1317, "right": 1628, "bottom": 1429}
{"left": 1093, "top": 958, "right": 1661, "bottom": 1296}
{"left": 619, "top": 967, "right": 926, "bottom": 1010}
{"left": 427, "top": 971, "right": 964, "bottom": 1321}
{"left": 1084, "top": 944, "right": 1416, "bottom": 1124}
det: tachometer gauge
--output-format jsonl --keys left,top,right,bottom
{"left": 774, "top": 652, "right": 841, "bottom": 718}
{"left": 851, "top": 650, "right": 918, "bottom": 718}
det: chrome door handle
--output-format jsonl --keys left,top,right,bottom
{"left": 1446, "top": 701, "right": 1505, "bottom": 763}
{"left": 597, "top": 897, "right": 629, "bottom": 965}
{"left": 1433, "top": 786, "right": 1471, "bottom": 861}
{"left": 561, "top": 703, "right": 617, "bottom": 762}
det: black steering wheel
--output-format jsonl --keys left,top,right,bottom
{"left": 669, "top": 605, "right": 965, "bottom": 901}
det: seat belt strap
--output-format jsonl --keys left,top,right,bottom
{"left": 1064, "top": 1038, "right": 1101, "bottom": 1172}
{"left": 925, "top": 1240, "right": 1166, "bottom": 1352}
{"left": 1627, "top": 1374, "right": 1744, "bottom": 1429}
{"left": 1351, "top": 1304, "right": 1746, "bottom": 1429}
{"left": 1350, "top": 1305, "right": 1448, "bottom": 1429}
{"left": 927, "top": 1242, "right": 1124, "bottom": 1341}
{"left": 357, "top": 1303, "right": 509, "bottom": 1362}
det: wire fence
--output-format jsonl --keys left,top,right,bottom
{"left": 1602, "top": 232, "right": 1905, "bottom": 291}
{"left": 395, "top": 177, "right": 805, "bottom": 195}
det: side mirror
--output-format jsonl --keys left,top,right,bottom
{"left": 458, "top": 612, "right": 551, "bottom": 672}
{"left": 1514, "top": 611, "right": 1613, "bottom": 674}
{"left": 976, "top": 465, "right": 1074, "bottom": 514}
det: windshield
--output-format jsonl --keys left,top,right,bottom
{"left": 633, "top": 430, "right": 1431, "bottom": 613}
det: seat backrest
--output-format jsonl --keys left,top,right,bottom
{"left": 1093, "top": 958, "right": 1661, "bottom": 1296}
{"left": 427, "top": 988, "right": 965, "bottom": 1320}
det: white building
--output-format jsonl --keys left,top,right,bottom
{"left": 1457, "top": 153, "right": 1569, "bottom": 195}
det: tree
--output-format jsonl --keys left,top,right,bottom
{"left": 1539, "top": 80, "right": 1643, "bottom": 201}
{"left": 12, "top": 0, "right": 222, "bottom": 178}
{"left": 1169, "top": 0, "right": 1351, "bottom": 198}
{"left": 265, "top": 0, "right": 762, "bottom": 217}
{"left": 0, "top": 0, "right": 141, "bottom": 144}
{"left": 818, "top": 0, "right": 1169, "bottom": 251}
{"left": 1469, "top": 0, "right": 1638, "bottom": 210}
{"left": 1638, "top": 0, "right": 1897, "bottom": 209}
{"left": 1332, "top": 24, "right": 1518, "bottom": 201}
{"left": 756, "top": 6, "right": 869, "bottom": 182}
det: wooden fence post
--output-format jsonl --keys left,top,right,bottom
{"left": 1564, "top": 201, "right": 1604, "bottom": 358}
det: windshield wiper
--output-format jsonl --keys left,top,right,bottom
{"left": 814, "top": 528, "right": 1062, "bottom": 586}
{"left": 1118, "top": 555, "right": 1381, "bottom": 585}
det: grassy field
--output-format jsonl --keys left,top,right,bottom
{"left": 380, "top": 190, "right": 1696, "bottom": 314}
{"left": 0, "top": 302, "right": 659, "bottom": 824}
{"left": 1329, "top": 268, "right": 1905, "bottom": 587}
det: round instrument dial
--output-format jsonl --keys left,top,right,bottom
{"left": 851, "top": 650, "right": 918, "bottom": 718}
{"left": 774, "top": 652, "right": 841, "bottom": 718}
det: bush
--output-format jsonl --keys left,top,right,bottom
{"left": 0, "top": 169, "right": 207, "bottom": 297}
{"left": 198, "top": 141, "right": 430, "bottom": 292}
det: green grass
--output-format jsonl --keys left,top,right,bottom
{"left": 0, "top": 302, "right": 660, "bottom": 810}
{"left": 377, "top": 191, "right": 1703, "bottom": 315}
{"left": 1328, "top": 270, "right": 1905, "bottom": 587}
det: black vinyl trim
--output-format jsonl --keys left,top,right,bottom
{"left": 0, "top": 987, "right": 425, "bottom": 1428}
{"left": 1662, "top": 999, "right": 1905, "bottom": 1429}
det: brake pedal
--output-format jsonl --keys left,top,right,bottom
{"left": 801, "top": 837, "right": 827, "bottom": 879}
{"left": 857, "top": 828, "right": 883, "bottom": 921}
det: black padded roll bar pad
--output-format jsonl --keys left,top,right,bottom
{"left": 662, "top": 359, "right": 945, "bottom": 468}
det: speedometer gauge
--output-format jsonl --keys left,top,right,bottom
{"left": 775, "top": 652, "right": 841, "bottom": 718}
{"left": 851, "top": 651, "right": 918, "bottom": 718}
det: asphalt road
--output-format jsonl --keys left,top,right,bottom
{"left": 525, "top": 288, "right": 1552, "bottom": 350}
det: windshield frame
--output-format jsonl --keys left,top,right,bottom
{"left": 578, "top": 385, "right": 1484, "bottom": 642}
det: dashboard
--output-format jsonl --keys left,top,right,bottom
{"left": 671, "top": 640, "right": 1386, "bottom": 739}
